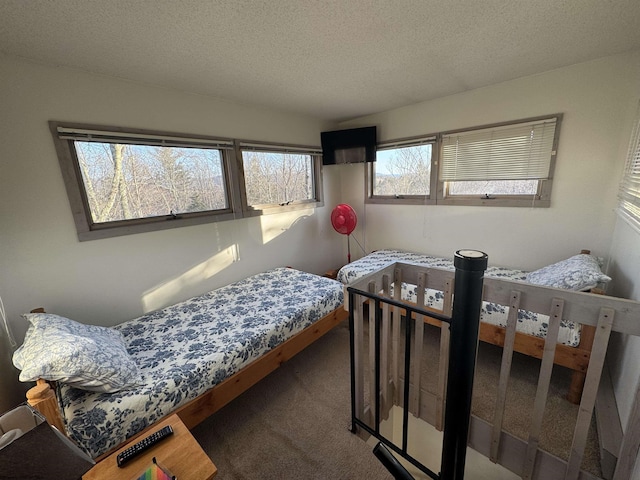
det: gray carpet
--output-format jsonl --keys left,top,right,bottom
{"left": 191, "top": 320, "right": 392, "bottom": 480}
{"left": 191, "top": 320, "right": 602, "bottom": 479}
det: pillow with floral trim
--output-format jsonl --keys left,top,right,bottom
{"left": 525, "top": 254, "right": 611, "bottom": 291}
{"left": 12, "top": 313, "right": 141, "bottom": 393}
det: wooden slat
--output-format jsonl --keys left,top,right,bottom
{"left": 392, "top": 267, "right": 402, "bottom": 404}
{"left": 565, "top": 308, "right": 614, "bottom": 480}
{"left": 368, "top": 281, "right": 377, "bottom": 428}
{"left": 490, "top": 290, "right": 522, "bottom": 462}
{"left": 482, "top": 277, "right": 640, "bottom": 334}
{"left": 522, "top": 298, "right": 564, "bottom": 480}
{"left": 436, "top": 277, "right": 453, "bottom": 431}
{"left": 411, "top": 272, "right": 427, "bottom": 416}
{"left": 381, "top": 274, "right": 391, "bottom": 414}
{"left": 567, "top": 324, "right": 597, "bottom": 404}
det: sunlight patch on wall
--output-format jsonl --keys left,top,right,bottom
{"left": 142, "top": 244, "right": 239, "bottom": 312}
{"left": 258, "top": 208, "right": 314, "bottom": 244}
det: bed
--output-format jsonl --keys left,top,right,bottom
{"left": 13, "top": 267, "right": 348, "bottom": 459}
{"left": 336, "top": 249, "right": 612, "bottom": 403}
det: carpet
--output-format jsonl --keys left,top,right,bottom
{"left": 191, "top": 319, "right": 602, "bottom": 479}
{"left": 191, "top": 320, "right": 392, "bottom": 479}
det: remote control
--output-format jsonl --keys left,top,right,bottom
{"left": 116, "top": 425, "right": 174, "bottom": 467}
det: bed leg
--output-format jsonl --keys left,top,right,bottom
{"left": 26, "top": 380, "right": 66, "bottom": 434}
{"left": 567, "top": 370, "right": 586, "bottom": 405}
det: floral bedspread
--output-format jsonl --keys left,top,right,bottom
{"left": 337, "top": 249, "right": 580, "bottom": 347}
{"left": 59, "top": 267, "right": 344, "bottom": 458}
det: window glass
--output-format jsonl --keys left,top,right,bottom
{"left": 373, "top": 144, "right": 432, "bottom": 196}
{"left": 447, "top": 179, "right": 538, "bottom": 196}
{"left": 75, "top": 141, "right": 227, "bottom": 223}
{"left": 241, "top": 150, "right": 315, "bottom": 206}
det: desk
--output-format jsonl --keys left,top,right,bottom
{"left": 83, "top": 414, "right": 217, "bottom": 479}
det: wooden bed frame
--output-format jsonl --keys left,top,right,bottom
{"left": 418, "top": 304, "right": 596, "bottom": 404}
{"left": 25, "top": 305, "right": 348, "bottom": 461}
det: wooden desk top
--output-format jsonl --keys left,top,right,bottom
{"left": 83, "top": 414, "right": 217, "bottom": 480}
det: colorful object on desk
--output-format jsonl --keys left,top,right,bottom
{"left": 136, "top": 457, "right": 175, "bottom": 480}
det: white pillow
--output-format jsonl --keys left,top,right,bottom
{"left": 12, "top": 313, "right": 141, "bottom": 393}
{"left": 525, "top": 254, "right": 611, "bottom": 291}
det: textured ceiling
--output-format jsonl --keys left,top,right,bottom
{"left": 1, "top": 0, "right": 640, "bottom": 122}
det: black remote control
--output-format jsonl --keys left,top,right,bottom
{"left": 116, "top": 425, "right": 174, "bottom": 467}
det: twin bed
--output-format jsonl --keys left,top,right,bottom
{"left": 14, "top": 267, "right": 347, "bottom": 459}
{"left": 336, "top": 249, "right": 612, "bottom": 404}
{"left": 14, "top": 249, "right": 611, "bottom": 461}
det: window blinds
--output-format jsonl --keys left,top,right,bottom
{"left": 440, "top": 118, "right": 558, "bottom": 181}
{"left": 618, "top": 102, "right": 640, "bottom": 228}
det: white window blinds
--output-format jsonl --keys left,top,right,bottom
{"left": 618, "top": 102, "right": 640, "bottom": 228}
{"left": 440, "top": 117, "right": 558, "bottom": 181}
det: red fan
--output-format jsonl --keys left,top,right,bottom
{"left": 331, "top": 204, "right": 357, "bottom": 263}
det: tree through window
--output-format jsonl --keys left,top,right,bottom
{"left": 75, "top": 142, "right": 227, "bottom": 223}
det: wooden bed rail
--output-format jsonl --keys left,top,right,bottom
{"left": 24, "top": 308, "right": 67, "bottom": 432}
{"left": 26, "top": 379, "right": 66, "bottom": 434}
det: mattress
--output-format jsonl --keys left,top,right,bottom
{"left": 337, "top": 249, "right": 581, "bottom": 348}
{"left": 59, "top": 267, "right": 344, "bottom": 458}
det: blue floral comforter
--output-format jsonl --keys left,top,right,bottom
{"left": 337, "top": 250, "right": 581, "bottom": 348}
{"left": 59, "top": 267, "right": 344, "bottom": 458}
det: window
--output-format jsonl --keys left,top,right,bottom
{"left": 368, "top": 136, "right": 437, "bottom": 204}
{"left": 74, "top": 141, "right": 228, "bottom": 222}
{"left": 439, "top": 116, "right": 560, "bottom": 206}
{"left": 238, "top": 141, "right": 323, "bottom": 214}
{"left": 51, "top": 123, "right": 238, "bottom": 240}
{"left": 618, "top": 102, "right": 640, "bottom": 229}
{"left": 367, "top": 115, "right": 561, "bottom": 207}
{"left": 51, "top": 123, "right": 323, "bottom": 240}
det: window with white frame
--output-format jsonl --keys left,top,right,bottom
{"left": 618, "top": 102, "right": 640, "bottom": 229}
{"left": 238, "top": 142, "right": 322, "bottom": 213}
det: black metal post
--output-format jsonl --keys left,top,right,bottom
{"left": 373, "top": 442, "right": 415, "bottom": 480}
{"left": 440, "top": 249, "right": 488, "bottom": 480}
{"left": 349, "top": 290, "right": 357, "bottom": 434}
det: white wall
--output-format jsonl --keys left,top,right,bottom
{"left": 606, "top": 88, "right": 640, "bottom": 479}
{"left": 0, "top": 54, "right": 342, "bottom": 411}
{"left": 338, "top": 51, "right": 640, "bottom": 271}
